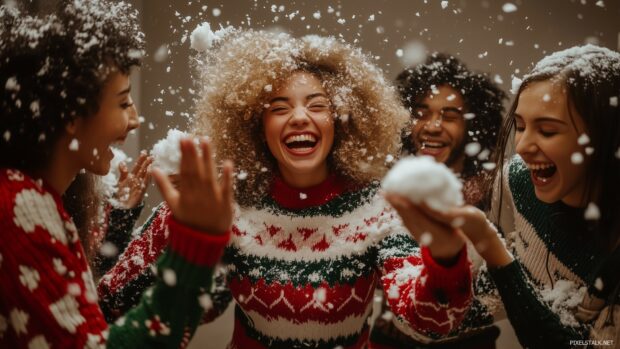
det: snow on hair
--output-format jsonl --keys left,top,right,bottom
{"left": 191, "top": 30, "right": 409, "bottom": 207}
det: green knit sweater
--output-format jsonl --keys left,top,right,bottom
{"left": 488, "top": 155, "right": 607, "bottom": 349}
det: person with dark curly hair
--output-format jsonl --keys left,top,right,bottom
{"left": 370, "top": 53, "right": 507, "bottom": 349}
{"left": 0, "top": 1, "right": 233, "bottom": 348}
{"left": 397, "top": 53, "right": 506, "bottom": 207}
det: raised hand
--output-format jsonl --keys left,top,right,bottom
{"left": 152, "top": 138, "right": 234, "bottom": 235}
{"left": 421, "top": 205, "right": 513, "bottom": 267}
{"left": 385, "top": 193, "right": 465, "bottom": 263}
{"left": 116, "top": 151, "right": 153, "bottom": 209}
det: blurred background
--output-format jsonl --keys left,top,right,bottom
{"left": 18, "top": 0, "right": 620, "bottom": 347}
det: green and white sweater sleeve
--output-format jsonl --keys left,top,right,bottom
{"left": 488, "top": 261, "right": 586, "bottom": 349}
{"left": 106, "top": 215, "right": 230, "bottom": 348}
{"left": 486, "top": 159, "right": 589, "bottom": 349}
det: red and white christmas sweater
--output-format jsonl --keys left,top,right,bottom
{"left": 99, "top": 174, "right": 473, "bottom": 348}
{"left": 0, "top": 169, "right": 230, "bottom": 348}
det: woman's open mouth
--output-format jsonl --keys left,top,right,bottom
{"left": 283, "top": 133, "right": 319, "bottom": 155}
{"left": 527, "top": 162, "right": 557, "bottom": 186}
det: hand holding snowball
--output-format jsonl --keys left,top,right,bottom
{"left": 152, "top": 138, "right": 234, "bottom": 235}
{"left": 382, "top": 156, "right": 466, "bottom": 262}
{"left": 116, "top": 152, "right": 153, "bottom": 209}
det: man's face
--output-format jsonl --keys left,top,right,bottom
{"left": 410, "top": 84, "right": 467, "bottom": 172}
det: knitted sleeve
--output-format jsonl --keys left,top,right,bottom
{"left": 376, "top": 230, "right": 473, "bottom": 339}
{"left": 489, "top": 260, "right": 587, "bottom": 349}
{"left": 0, "top": 169, "right": 229, "bottom": 348}
{"left": 93, "top": 203, "right": 144, "bottom": 276}
{"left": 98, "top": 202, "right": 233, "bottom": 326}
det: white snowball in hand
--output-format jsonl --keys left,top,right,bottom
{"left": 381, "top": 156, "right": 463, "bottom": 212}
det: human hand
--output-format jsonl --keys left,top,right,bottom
{"left": 385, "top": 193, "right": 465, "bottom": 263}
{"left": 115, "top": 152, "right": 152, "bottom": 209}
{"left": 421, "top": 205, "right": 513, "bottom": 267}
{"left": 152, "top": 138, "right": 234, "bottom": 235}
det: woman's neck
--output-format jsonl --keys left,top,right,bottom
{"left": 35, "top": 139, "right": 80, "bottom": 195}
{"left": 277, "top": 163, "right": 330, "bottom": 189}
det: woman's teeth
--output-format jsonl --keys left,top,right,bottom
{"left": 285, "top": 134, "right": 316, "bottom": 144}
{"left": 527, "top": 162, "right": 557, "bottom": 180}
{"left": 421, "top": 141, "right": 445, "bottom": 148}
{"left": 284, "top": 133, "right": 318, "bottom": 150}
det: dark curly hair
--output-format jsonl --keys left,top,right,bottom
{"left": 395, "top": 53, "right": 506, "bottom": 178}
{"left": 0, "top": 0, "right": 144, "bottom": 172}
{"left": 0, "top": 0, "right": 144, "bottom": 260}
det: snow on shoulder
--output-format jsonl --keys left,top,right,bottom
{"left": 151, "top": 129, "right": 189, "bottom": 175}
{"left": 382, "top": 156, "right": 463, "bottom": 212}
{"left": 190, "top": 22, "right": 234, "bottom": 52}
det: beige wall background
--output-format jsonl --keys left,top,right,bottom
{"left": 30, "top": 0, "right": 620, "bottom": 347}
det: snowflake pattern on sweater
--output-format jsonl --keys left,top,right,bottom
{"left": 0, "top": 169, "right": 229, "bottom": 349}
{"left": 100, "top": 175, "right": 473, "bottom": 348}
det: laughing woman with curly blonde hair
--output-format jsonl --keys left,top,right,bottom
{"left": 99, "top": 29, "right": 474, "bottom": 348}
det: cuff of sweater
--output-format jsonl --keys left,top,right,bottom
{"left": 488, "top": 259, "right": 526, "bottom": 294}
{"left": 421, "top": 245, "right": 471, "bottom": 290}
{"left": 167, "top": 216, "right": 230, "bottom": 267}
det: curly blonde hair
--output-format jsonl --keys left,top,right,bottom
{"left": 192, "top": 30, "right": 409, "bottom": 206}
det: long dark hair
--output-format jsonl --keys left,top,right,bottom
{"left": 395, "top": 53, "right": 506, "bottom": 179}
{"left": 490, "top": 45, "right": 620, "bottom": 251}
{"left": 0, "top": 1, "right": 144, "bottom": 255}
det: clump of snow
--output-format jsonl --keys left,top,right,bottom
{"left": 198, "top": 293, "right": 213, "bottom": 310}
{"left": 525, "top": 45, "right": 620, "bottom": 83}
{"left": 510, "top": 76, "right": 522, "bottom": 95}
{"left": 502, "top": 3, "right": 518, "bottom": 13}
{"left": 610, "top": 96, "right": 618, "bottom": 107}
{"left": 68, "top": 138, "right": 79, "bottom": 151}
{"left": 382, "top": 156, "right": 463, "bottom": 212}
{"left": 441, "top": 1, "right": 449, "bottom": 9}
{"left": 570, "top": 152, "right": 584, "bottom": 164}
{"left": 151, "top": 129, "right": 189, "bottom": 175}
{"left": 190, "top": 22, "right": 234, "bottom": 52}
{"left": 540, "top": 279, "right": 586, "bottom": 327}
{"left": 101, "top": 147, "right": 130, "bottom": 198}
{"left": 584, "top": 202, "right": 600, "bottom": 220}
{"left": 577, "top": 133, "right": 590, "bottom": 145}
{"left": 397, "top": 40, "right": 427, "bottom": 67}
{"left": 162, "top": 268, "right": 177, "bottom": 286}
{"left": 465, "top": 142, "right": 481, "bottom": 156}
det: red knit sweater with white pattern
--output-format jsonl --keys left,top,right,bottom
{"left": 0, "top": 168, "right": 229, "bottom": 348}
{"left": 100, "top": 174, "right": 473, "bottom": 348}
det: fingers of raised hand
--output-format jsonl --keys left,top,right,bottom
{"left": 152, "top": 167, "right": 179, "bottom": 209}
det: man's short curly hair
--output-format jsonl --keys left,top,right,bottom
{"left": 192, "top": 30, "right": 409, "bottom": 207}
{"left": 0, "top": 0, "right": 144, "bottom": 172}
{"left": 396, "top": 53, "right": 506, "bottom": 178}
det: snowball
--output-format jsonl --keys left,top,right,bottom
{"left": 502, "top": 3, "right": 518, "bottom": 13}
{"left": 463, "top": 113, "right": 476, "bottom": 120}
{"left": 595, "top": 1, "right": 604, "bottom": 7}
{"left": 198, "top": 294, "right": 213, "bottom": 310}
{"left": 584, "top": 202, "right": 600, "bottom": 220}
{"left": 395, "top": 49, "right": 403, "bottom": 58}
{"left": 397, "top": 40, "right": 427, "bottom": 67}
{"left": 69, "top": 138, "right": 79, "bottom": 151}
{"left": 510, "top": 76, "right": 522, "bottom": 95}
{"left": 153, "top": 44, "right": 169, "bottom": 63}
{"left": 299, "top": 192, "right": 307, "bottom": 200}
{"left": 382, "top": 156, "right": 463, "bottom": 212}
{"left": 237, "top": 171, "right": 248, "bottom": 180}
{"left": 610, "top": 96, "right": 618, "bottom": 107}
{"left": 190, "top": 22, "right": 233, "bottom": 52}
{"left": 577, "top": 133, "right": 590, "bottom": 145}
{"left": 99, "top": 242, "right": 119, "bottom": 258}
{"left": 585, "top": 147, "right": 594, "bottom": 155}
{"left": 162, "top": 268, "right": 177, "bottom": 286}
{"left": 570, "top": 152, "right": 584, "bottom": 164}
{"left": 441, "top": 1, "right": 448, "bottom": 9}
{"left": 3, "top": 130, "right": 11, "bottom": 142}
{"left": 482, "top": 162, "right": 496, "bottom": 171}
{"left": 5, "top": 76, "right": 19, "bottom": 91}
{"left": 419, "top": 232, "right": 433, "bottom": 246}
{"left": 465, "top": 142, "right": 481, "bottom": 156}
{"left": 212, "top": 8, "right": 221, "bottom": 16}
{"left": 151, "top": 129, "right": 188, "bottom": 175}
{"left": 101, "top": 147, "right": 130, "bottom": 198}
{"left": 594, "top": 278, "right": 604, "bottom": 291}
{"left": 312, "top": 11, "right": 321, "bottom": 19}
